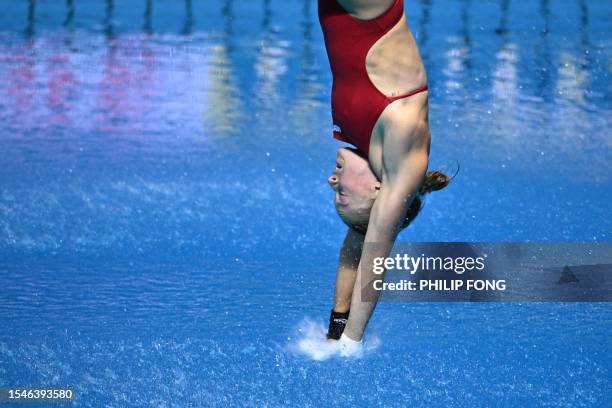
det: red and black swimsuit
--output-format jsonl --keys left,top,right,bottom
{"left": 318, "top": 0, "right": 428, "bottom": 156}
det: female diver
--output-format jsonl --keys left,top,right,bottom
{"left": 318, "top": 0, "right": 452, "bottom": 356}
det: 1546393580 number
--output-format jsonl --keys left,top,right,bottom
{"left": 0, "top": 387, "right": 75, "bottom": 402}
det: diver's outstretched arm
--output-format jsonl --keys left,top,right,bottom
{"left": 342, "top": 97, "right": 430, "bottom": 341}
{"left": 332, "top": 227, "right": 365, "bottom": 312}
{"left": 326, "top": 227, "right": 364, "bottom": 340}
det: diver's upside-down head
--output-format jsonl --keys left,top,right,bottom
{"left": 328, "top": 147, "right": 453, "bottom": 234}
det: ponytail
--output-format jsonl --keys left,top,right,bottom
{"left": 402, "top": 166, "right": 457, "bottom": 229}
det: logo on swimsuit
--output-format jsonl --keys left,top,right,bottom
{"left": 333, "top": 124, "right": 342, "bottom": 133}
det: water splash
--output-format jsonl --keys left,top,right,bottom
{"left": 286, "top": 317, "right": 380, "bottom": 361}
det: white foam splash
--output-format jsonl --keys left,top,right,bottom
{"left": 286, "top": 317, "right": 380, "bottom": 361}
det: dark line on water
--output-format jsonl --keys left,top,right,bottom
{"left": 104, "top": 0, "right": 115, "bottom": 39}
{"left": 25, "top": 0, "right": 36, "bottom": 39}
{"left": 460, "top": 0, "right": 473, "bottom": 72}
{"left": 182, "top": 0, "right": 194, "bottom": 35}
{"left": 143, "top": 0, "right": 153, "bottom": 34}
{"left": 63, "top": 0, "right": 74, "bottom": 27}
{"left": 417, "top": 0, "right": 432, "bottom": 68}
{"left": 495, "top": 0, "right": 509, "bottom": 36}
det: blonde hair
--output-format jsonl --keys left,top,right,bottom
{"left": 348, "top": 168, "right": 455, "bottom": 234}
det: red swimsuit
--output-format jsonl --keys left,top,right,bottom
{"left": 318, "top": 0, "right": 428, "bottom": 156}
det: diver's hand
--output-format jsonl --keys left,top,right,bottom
{"left": 320, "top": 334, "right": 362, "bottom": 357}
{"left": 338, "top": 333, "right": 363, "bottom": 357}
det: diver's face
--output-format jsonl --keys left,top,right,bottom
{"left": 327, "top": 148, "right": 380, "bottom": 228}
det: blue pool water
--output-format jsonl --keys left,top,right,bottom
{"left": 0, "top": 0, "right": 611, "bottom": 406}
